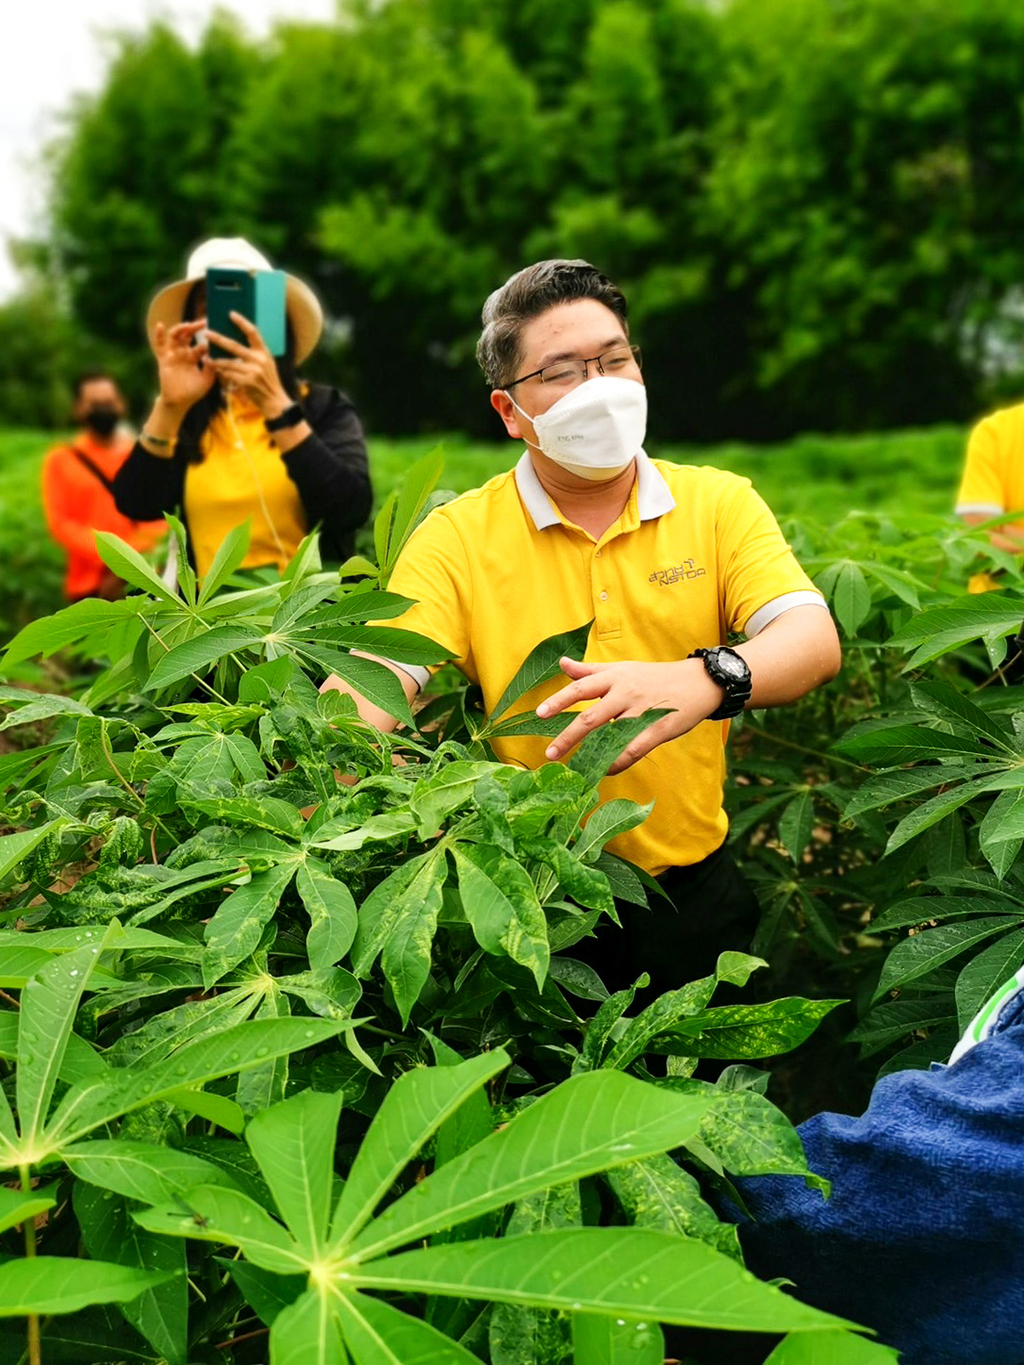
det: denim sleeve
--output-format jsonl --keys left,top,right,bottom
{"left": 734, "top": 1021, "right": 1024, "bottom": 1365}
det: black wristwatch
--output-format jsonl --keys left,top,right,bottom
{"left": 264, "top": 402, "right": 305, "bottom": 433}
{"left": 688, "top": 646, "right": 752, "bottom": 720}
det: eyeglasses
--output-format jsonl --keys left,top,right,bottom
{"left": 504, "top": 344, "right": 642, "bottom": 392}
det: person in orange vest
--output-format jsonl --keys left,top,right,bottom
{"left": 42, "top": 372, "right": 166, "bottom": 602}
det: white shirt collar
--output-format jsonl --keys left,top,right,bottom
{"left": 513, "top": 449, "right": 675, "bottom": 531}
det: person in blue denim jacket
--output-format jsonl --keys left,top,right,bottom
{"left": 733, "top": 968, "right": 1024, "bottom": 1365}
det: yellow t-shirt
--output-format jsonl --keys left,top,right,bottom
{"left": 383, "top": 453, "right": 825, "bottom": 875}
{"left": 184, "top": 393, "right": 308, "bottom": 579}
{"left": 957, "top": 404, "right": 1024, "bottom": 593}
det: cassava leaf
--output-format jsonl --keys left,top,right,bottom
{"left": 764, "top": 1330, "right": 900, "bottom": 1363}
{"left": 653, "top": 998, "right": 845, "bottom": 1059}
{"left": 65, "top": 1140, "right": 238, "bottom": 1205}
{"left": 247, "top": 1089, "right": 343, "bottom": 1257}
{"left": 339, "top": 1290, "right": 482, "bottom": 1365}
{"left": 572, "top": 1313, "right": 665, "bottom": 1365}
{"left": 331, "top": 1050, "right": 510, "bottom": 1249}
{"left": 347, "top": 1069, "right": 710, "bottom": 1261}
{"left": 489, "top": 620, "right": 595, "bottom": 722}
{"left": 351, "top": 1227, "right": 855, "bottom": 1332}
{"left": 145, "top": 625, "right": 265, "bottom": 692}
{"left": 0, "top": 1259, "right": 175, "bottom": 1316}
{"left": 454, "top": 843, "right": 550, "bottom": 989}
{"left": 568, "top": 710, "right": 670, "bottom": 784}
{"left": 95, "top": 531, "right": 182, "bottom": 604}
{"left": 351, "top": 850, "right": 447, "bottom": 1025}
{"left": 297, "top": 861, "right": 358, "bottom": 971}
{"left": 197, "top": 521, "right": 252, "bottom": 605}
{"left": 203, "top": 862, "right": 298, "bottom": 988}
{"left": 872, "top": 918, "right": 1014, "bottom": 1001}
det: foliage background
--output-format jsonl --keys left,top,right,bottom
{"left": 7, "top": 0, "right": 1024, "bottom": 441}
{"left": 3, "top": 1, "right": 1024, "bottom": 1358}
{"left": 0, "top": 422, "right": 967, "bottom": 641}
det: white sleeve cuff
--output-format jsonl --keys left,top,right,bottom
{"left": 955, "top": 502, "right": 1004, "bottom": 517}
{"left": 744, "top": 590, "right": 829, "bottom": 637}
{"left": 353, "top": 652, "right": 429, "bottom": 692}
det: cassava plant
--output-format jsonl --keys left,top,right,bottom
{"left": 0, "top": 453, "right": 895, "bottom": 1363}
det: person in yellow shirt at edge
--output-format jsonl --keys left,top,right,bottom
{"left": 322, "top": 260, "right": 842, "bottom": 996}
{"left": 956, "top": 403, "right": 1024, "bottom": 593}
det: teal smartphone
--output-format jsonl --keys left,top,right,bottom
{"left": 206, "top": 267, "right": 287, "bottom": 357}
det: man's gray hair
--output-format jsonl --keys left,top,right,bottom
{"left": 476, "top": 259, "right": 629, "bottom": 389}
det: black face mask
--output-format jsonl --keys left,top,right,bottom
{"left": 83, "top": 407, "right": 120, "bottom": 438}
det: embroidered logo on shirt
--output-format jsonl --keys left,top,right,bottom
{"left": 649, "top": 559, "right": 706, "bottom": 586}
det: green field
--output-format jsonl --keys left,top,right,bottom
{"left": 370, "top": 425, "right": 966, "bottom": 523}
{"left": 0, "top": 422, "right": 969, "bottom": 643}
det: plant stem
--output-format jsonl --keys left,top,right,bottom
{"left": 746, "top": 726, "right": 871, "bottom": 772}
{"left": 359, "top": 1023, "right": 406, "bottom": 1041}
{"left": 98, "top": 721, "right": 175, "bottom": 844}
{"left": 19, "top": 1165, "right": 40, "bottom": 1365}
{"left": 215, "top": 1327, "right": 270, "bottom": 1350}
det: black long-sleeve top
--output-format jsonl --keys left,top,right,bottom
{"left": 113, "top": 383, "right": 372, "bottom": 565}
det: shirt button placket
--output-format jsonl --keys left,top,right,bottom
{"left": 593, "top": 542, "right": 620, "bottom": 639}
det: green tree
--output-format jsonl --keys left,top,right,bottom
{"left": 0, "top": 285, "right": 92, "bottom": 428}
{"left": 707, "top": 0, "right": 1024, "bottom": 434}
{"left": 47, "top": 17, "right": 259, "bottom": 400}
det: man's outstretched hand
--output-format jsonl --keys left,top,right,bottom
{"left": 534, "top": 606, "right": 842, "bottom": 776}
{"left": 535, "top": 656, "right": 722, "bottom": 775}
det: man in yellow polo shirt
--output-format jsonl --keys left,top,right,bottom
{"left": 322, "top": 259, "right": 840, "bottom": 994}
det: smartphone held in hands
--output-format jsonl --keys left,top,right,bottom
{"left": 206, "top": 267, "right": 287, "bottom": 357}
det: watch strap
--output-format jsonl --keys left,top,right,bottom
{"left": 264, "top": 402, "right": 305, "bottom": 433}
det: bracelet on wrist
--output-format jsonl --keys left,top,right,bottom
{"left": 264, "top": 402, "right": 305, "bottom": 433}
{"left": 140, "top": 430, "right": 177, "bottom": 453}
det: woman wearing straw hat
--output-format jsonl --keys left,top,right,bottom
{"left": 113, "top": 237, "right": 371, "bottom": 579}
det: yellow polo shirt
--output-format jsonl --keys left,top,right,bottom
{"left": 382, "top": 452, "right": 825, "bottom": 876}
{"left": 185, "top": 393, "right": 307, "bottom": 579}
{"left": 956, "top": 404, "right": 1024, "bottom": 593}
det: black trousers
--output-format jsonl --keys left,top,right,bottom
{"left": 573, "top": 842, "right": 762, "bottom": 999}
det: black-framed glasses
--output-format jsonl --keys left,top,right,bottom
{"left": 504, "top": 344, "right": 642, "bottom": 392}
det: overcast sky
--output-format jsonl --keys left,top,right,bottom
{"left": 0, "top": 0, "right": 338, "bottom": 301}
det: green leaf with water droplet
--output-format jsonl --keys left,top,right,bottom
{"left": 490, "top": 1183, "right": 579, "bottom": 1364}
{"left": 331, "top": 1050, "right": 510, "bottom": 1250}
{"left": 338, "top": 1289, "right": 484, "bottom": 1364}
{"left": 351, "top": 1226, "right": 858, "bottom": 1332}
{"left": 65, "top": 1140, "right": 238, "bottom": 1205}
{"left": 75, "top": 1180, "right": 188, "bottom": 1365}
{"left": 764, "top": 1329, "right": 900, "bottom": 1363}
{"left": 572, "top": 1311, "right": 665, "bottom": 1364}
{"left": 134, "top": 1184, "right": 307, "bottom": 1275}
{"left": 0, "top": 1186, "right": 55, "bottom": 1236}
{"left": 46, "top": 1017, "right": 350, "bottom": 1151}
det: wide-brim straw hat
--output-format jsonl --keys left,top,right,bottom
{"left": 146, "top": 237, "right": 323, "bottom": 364}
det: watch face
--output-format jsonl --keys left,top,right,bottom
{"left": 716, "top": 651, "right": 747, "bottom": 680}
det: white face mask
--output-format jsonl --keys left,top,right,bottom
{"left": 506, "top": 375, "right": 647, "bottom": 482}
